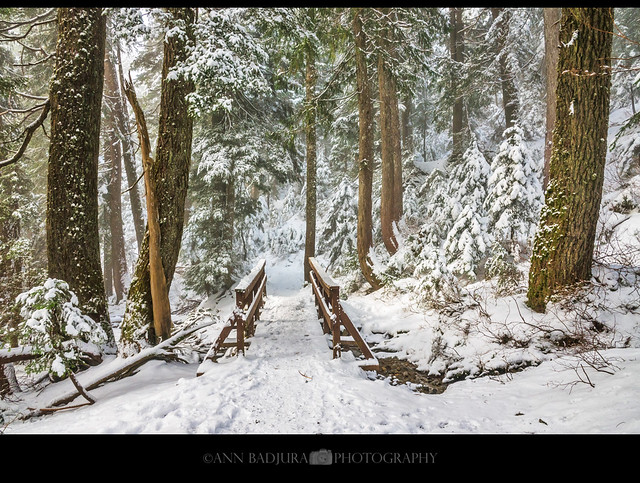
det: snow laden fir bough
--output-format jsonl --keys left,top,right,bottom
{"left": 2, "top": 279, "right": 217, "bottom": 416}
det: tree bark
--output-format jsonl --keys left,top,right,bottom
{"left": 378, "top": 8, "right": 401, "bottom": 255}
{"left": 115, "top": 40, "right": 146, "bottom": 251}
{"left": 450, "top": 7, "right": 467, "bottom": 163}
{"left": 401, "top": 93, "right": 412, "bottom": 157}
{"left": 491, "top": 8, "right": 520, "bottom": 131}
{"left": 303, "top": 41, "right": 317, "bottom": 283}
{"left": 119, "top": 8, "right": 195, "bottom": 353}
{"left": 543, "top": 8, "right": 561, "bottom": 190}
{"left": 104, "top": 47, "right": 128, "bottom": 302}
{"left": 102, "top": 203, "right": 113, "bottom": 299}
{"left": 123, "top": 78, "right": 173, "bottom": 343}
{"left": 46, "top": 8, "right": 114, "bottom": 347}
{"left": 527, "top": 8, "right": 614, "bottom": 313}
{"left": 353, "top": 8, "right": 382, "bottom": 290}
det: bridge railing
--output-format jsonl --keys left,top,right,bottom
{"left": 308, "top": 257, "right": 379, "bottom": 371}
{"left": 196, "top": 259, "right": 267, "bottom": 376}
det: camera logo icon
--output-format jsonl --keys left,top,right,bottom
{"left": 309, "top": 449, "right": 333, "bottom": 465}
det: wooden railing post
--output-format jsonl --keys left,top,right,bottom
{"left": 308, "top": 256, "right": 378, "bottom": 371}
{"left": 197, "top": 259, "right": 266, "bottom": 374}
{"left": 235, "top": 309, "right": 245, "bottom": 356}
{"left": 330, "top": 286, "right": 341, "bottom": 359}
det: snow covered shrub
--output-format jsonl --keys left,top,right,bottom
{"left": 15, "top": 279, "right": 106, "bottom": 379}
{"left": 443, "top": 140, "right": 493, "bottom": 279}
{"left": 411, "top": 221, "right": 461, "bottom": 308}
{"left": 485, "top": 125, "right": 543, "bottom": 262}
{"left": 414, "top": 247, "right": 461, "bottom": 308}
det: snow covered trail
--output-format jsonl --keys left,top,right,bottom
{"left": 4, "top": 253, "right": 431, "bottom": 433}
{"left": 5, "top": 252, "right": 640, "bottom": 436}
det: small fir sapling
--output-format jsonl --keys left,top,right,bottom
{"left": 443, "top": 140, "right": 493, "bottom": 279}
{"left": 485, "top": 125, "right": 543, "bottom": 262}
{"left": 15, "top": 279, "right": 106, "bottom": 379}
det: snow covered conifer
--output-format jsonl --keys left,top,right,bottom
{"left": 485, "top": 125, "right": 543, "bottom": 261}
{"left": 15, "top": 279, "right": 106, "bottom": 379}
{"left": 443, "top": 140, "right": 492, "bottom": 278}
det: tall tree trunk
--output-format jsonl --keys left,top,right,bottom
{"left": 114, "top": 40, "right": 146, "bottom": 251}
{"left": 0, "top": 165, "right": 26, "bottom": 349}
{"left": 527, "top": 8, "right": 614, "bottom": 313}
{"left": 46, "top": 8, "right": 114, "bottom": 347}
{"left": 102, "top": 203, "right": 113, "bottom": 300}
{"left": 120, "top": 8, "right": 195, "bottom": 353}
{"left": 401, "top": 93, "right": 412, "bottom": 157}
{"left": 450, "top": 7, "right": 467, "bottom": 163}
{"left": 491, "top": 8, "right": 520, "bottom": 130}
{"left": 391, "top": 78, "right": 403, "bottom": 225}
{"left": 104, "top": 47, "right": 128, "bottom": 302}
{"left": 378, "top": 7, "right": 401, "bottom": 255}
{"left": 353, "top": 8, "right": 382, "bottom": 290}
{"left": 303, "top": 41, "right": 317, "bottom": 283}
{"left": 543, "top": 8, "right": 561, "bottom": 190}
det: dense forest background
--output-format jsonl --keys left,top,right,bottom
{"left": 1, "top": 8, "right": 639, "bottom": 394}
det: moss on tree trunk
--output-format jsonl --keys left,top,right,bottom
{"left": 46, "top": 8, "right": 114, "bottom": 347}
{"left": 119, "top": 8, "right": 195, "bottom": 355}
{"left": 527, "top": 8, "right": 613, "bottom": 313}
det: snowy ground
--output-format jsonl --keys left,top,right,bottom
{"left": 3, "top": 249, "right": 639, "bottom": 437}
{"left": 2, "top": 250, "right": 638, "bottom": 468}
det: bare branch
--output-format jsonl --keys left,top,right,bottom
{"left": 0, "top": 98, "right": 50, "bottom": 170}
{"left": 0, "top": 8, "right": 55, "bottom": 33}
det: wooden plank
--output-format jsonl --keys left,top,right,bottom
{"left": 340, "top": 310, "right": 376, "bottom": 362}
{"left": 310, "top": 270, "right": 332, "bottom": 334}
{"left": 235, "top": 259, "right": 266, "bottom": 295}
{"left": 244, "top": 273, "right": 267, "bottom": 327}
{"left": 308, "top": 257, "right": 339, "bottom": 290}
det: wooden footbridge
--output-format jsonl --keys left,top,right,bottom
{"left": 196, "top": 257, "right": 379, "bottom": 376}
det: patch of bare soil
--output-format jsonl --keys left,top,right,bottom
{"left": 376, "top": 356, "right": 448, "bottom": 394}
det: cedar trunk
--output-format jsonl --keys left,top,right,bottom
{"left": 527, "top": 8, "right": 613, "bottom": 313}
{"left": 491, "top": 8, "right": 520, "bottom": 130}
{"left": 543, "top": 8, "right": 561, "bottom": 190}
{"left": 450, "top": 7, "right": 467, "bottom": 163}
{"left": 46, "top": 8, "right": 114, "bottom": 346}
{"left": 353, "top": 8, "right": 382, "bottom": 290}
{"left": 378, "top": 8, "right": 401, "bottom": 255}
{"left": 120, "top": 8, "right": 195, "bottom": 352}
{"left": 104, "top": 48, "right": 128, "bottom": 302}
{"left": 303, "top": 42, "right": 317, "bottom": 283}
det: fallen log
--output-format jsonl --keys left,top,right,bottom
{"left": 22, "top": 319, "right": 215, "bottom": 418}
{"left": 0, "top": 346, "right": 38, "bottom": 365}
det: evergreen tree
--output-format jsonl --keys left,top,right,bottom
{"left": 443, "top": 140, "right": 492, "bottom": 279}
{"left": 319, "top": 175, "right": 358, "bottom": 273}
{"left": 353, "top": 7, "right": 382, "bottom": 289}
{"left": 175, "top": 8, "right": 294, "bottom": 296}
{"left": 120, "top": 8, "right": 196, "bottom": 353}
{"left": 485, "top": 125, "right": 543, "bottom": 262}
